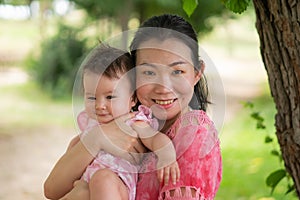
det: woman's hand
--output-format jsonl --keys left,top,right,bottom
{"left": 157, "top": 161, "right": 180, "bottom": 186}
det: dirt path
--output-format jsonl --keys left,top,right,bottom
{"left": 0, "top": 68, "right": 75, "bottom": 199}
{"left": 0, "top": 127, "right": 74, "bottom": 200}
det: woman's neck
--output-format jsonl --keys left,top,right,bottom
{"left": 159, "top": 107, "right": 190, "bottom": 133}
{"left": 158, "top": 112, "right": 180, "bottom": 133}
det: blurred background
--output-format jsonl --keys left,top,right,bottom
{"left": 0, "top": 0, "right": 297, "bottom": 199}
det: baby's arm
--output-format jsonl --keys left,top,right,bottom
{"left": 131, "top": 121, "right": 180, "bottom": 185}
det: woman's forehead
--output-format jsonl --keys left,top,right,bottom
{"left": 136, "top": 39, "right": 193, "bottom": 65}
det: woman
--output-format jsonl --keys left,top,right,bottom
{"left": 44, "top": 14, "right": 222, "bottom": 200}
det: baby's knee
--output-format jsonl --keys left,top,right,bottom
{"left": 90, "top": 168, "right": 118, "bottom": 187}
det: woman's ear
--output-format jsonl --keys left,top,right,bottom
{"left": 193, "top": 59, "right": 205, "bottom": 85}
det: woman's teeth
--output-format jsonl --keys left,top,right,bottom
{"left": 155, "top": 99, "right": 174, "bottom": 105}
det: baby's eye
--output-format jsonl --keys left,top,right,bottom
{"left": 172, "top": 70, "right": 184, "bottom": 75}
{"left": 87, "top": 97, "right": 96, "bottom": 100}
{"left": 106, "top": 95, "right": 116, "bottom": 100}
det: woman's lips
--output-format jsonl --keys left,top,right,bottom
{"left": 154, "top": 99, "right": 177, "bottom": 105}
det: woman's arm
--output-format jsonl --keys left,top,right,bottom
{"left": 44, "top": 115, "right": 138, "bottom": 199}
{"left": 66, "top": 135, "right": 80, "bottom": 151}
{"left": 44, "top": 140, "right": 94, "bottom": 200}
{"left": 43, "top": 124, "right": 117, "bottom": 199}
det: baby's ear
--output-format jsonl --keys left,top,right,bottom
{"left": 131, "top": 95, "right": 138, "bottom": 107}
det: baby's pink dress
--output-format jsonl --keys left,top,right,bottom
{"left": 136, "top": 110, "right": 222, "bottom": 200}
{"left": 77, "top": 106, "right": 158, "bottom": 200}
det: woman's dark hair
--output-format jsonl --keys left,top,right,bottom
{"left": 130, "top": 14, "right": 209, "bottom": 111}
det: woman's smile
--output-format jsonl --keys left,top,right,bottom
{"left": 154, "top": 99, "right": 176, "bottom": 105}
{"left": 136, "top": 38, "right": 199, "bottom": 122}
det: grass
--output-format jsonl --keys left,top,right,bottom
{"left": 216, "top": 88, "right": 298, "bottom": 200}
{"left": 0, "top": 81, "right": 74, "bottom": 135}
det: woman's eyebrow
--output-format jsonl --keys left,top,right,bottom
{"left": 139, "top": 61, "right": 186, "bottom": 68}
{"left": 138, "top": 62, "right": 156, "bottom": 67}
{"left": 169, "top": 61, "right": 186, "bottom": 67}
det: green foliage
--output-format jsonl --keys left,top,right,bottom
{"left": 0, "top": 0, "right": 30, "bottom": 5}
{"left": 266, "top": 169, "right": 287, "bottom": 194}
{"left": 70, "top": 0, "right": 230, "bottom": 38}
{"left": 182, "top": 0, "right": 198, "bottom": 17}
{"left": 222, "top": 0, "right": 251, "bottom": 14}
{"left": 182, "top": 0, "right": 250, "bottom": 17}
{"left": 26, "top": 24, "right": 89, "bottom": 98}
{"left": 243, "top": 101, "right": 295, "bottom": 195}
{"left": 70, "top": 0, "right": 122, "bottom": 19}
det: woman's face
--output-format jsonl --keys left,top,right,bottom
{"left": 135, "top": 38, "right": 201, "bottom": 122}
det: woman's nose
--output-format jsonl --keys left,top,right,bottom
{"left": 154, "top": 75, "right": 173, "bottom": 93}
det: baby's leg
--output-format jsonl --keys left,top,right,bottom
{"left": 89, "top": 168, "right": 129, "bottom": 200}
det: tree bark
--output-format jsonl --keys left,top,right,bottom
{"left": 252, "top": 0, "right": 300, "bottom": 196}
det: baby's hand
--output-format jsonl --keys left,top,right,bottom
{"left": 157, "top": 161, "right": 180, "bottom": 186}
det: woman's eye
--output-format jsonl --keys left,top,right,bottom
{"left": 173, "top": 70, "right": 183, "bottom": 75}
{"left": 143, "top": 71, "right": 155, "bottom": 76}
{"left": 87, "top": 97, "right": 96, "bottom": 100}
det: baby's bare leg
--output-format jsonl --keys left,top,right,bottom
{"left": 90, "top": 168, "right": 129, "bottom": 200}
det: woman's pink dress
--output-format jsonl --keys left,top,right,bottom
{"left": 135, "top": 110, "right": 222, "bottom": 200}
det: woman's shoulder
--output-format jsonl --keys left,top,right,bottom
{"left": 169, "top": 110, "right": 220, "bottom": 159}
{"left": 167, "top": 110, "right": 214, "bottom": 136}
{"left": 182, "top": 109, "right": 213, "bottom": 124}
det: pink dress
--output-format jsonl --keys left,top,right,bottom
{"left": 136, "top": 110, "right": 222, "bottom": 200}
{"left": 77, "top": 106, "right": 158, "bottom": 200}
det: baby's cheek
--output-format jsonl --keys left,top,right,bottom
{"left": 112, "top": 105, "right": 129, "bottom": 118}
{"left": 85, "top": 104, "right": 95, "bottom": 118}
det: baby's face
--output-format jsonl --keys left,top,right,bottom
{"left": 83, "top": 72, "right": 136, "bottom": 124}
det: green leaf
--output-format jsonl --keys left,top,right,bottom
{"left": 251, "top": 112, "right": 263, "bottom": 121}
{"left": 223, "top": 0, "right": 250, "bottom": 14}
{"left": 270, "top": 149, "right": 280, "bottom": 157}
{"left": 266, "top": 169, "right": 286, "bottom": 194}
{"left": 265, "top": 136, "right": 273, "bottom": 143}
{"left": 243, "top": 101, "right": 254, "bottom": 109}
{"left": 285, "top": 184, "right": 295, "bottom": 195}
{"left": 256, "top": 122, "right": 266, "bottom": 129}
{"left": 182, "top": 0, "right": 198, "bottom": 17}
{"left": 250, "top": 112, "right": 266, "bottom": 129}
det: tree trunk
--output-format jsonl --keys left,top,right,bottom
{"left": 118, "top": 0, "right": 132, "bottom": 49}
{"left": 252, "top": 0, "right": 300, "bottom": 197}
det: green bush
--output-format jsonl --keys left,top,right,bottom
{"left": 26, "top": 23, "right": 88, "bottom": 98}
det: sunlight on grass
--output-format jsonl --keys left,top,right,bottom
{"left": 216, "top": 88, "right": 298, "bottom": 200}
{"left": 0, "top": 81, "right": 74, "bottom": 135}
